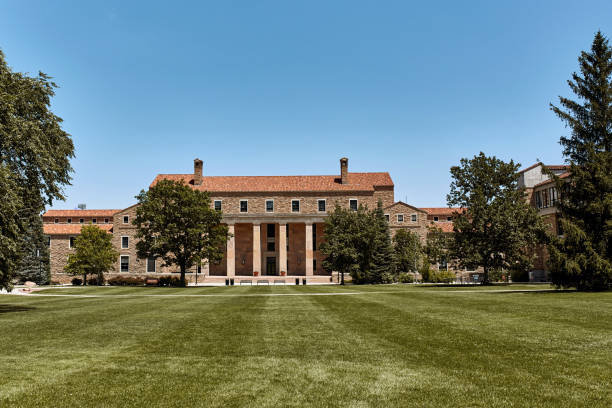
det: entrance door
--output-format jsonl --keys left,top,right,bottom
{"left": 266, "top": 257, "right": 277, "bottom": 275}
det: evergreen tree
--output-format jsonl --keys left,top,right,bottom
{"left": 548, "top": 31, "right": 612, "bottom": 290}
{"left": 16, "top": 215, "right": 50, "bottom": 284}
{"left": 448, "top": 153, "right": 547, "bottom": 284}
{"left": 0, "top": 49, "right": 74, "bottom": 290}
{"left": 393, "top": 229, "right": 422, "bottom": 273}
{"left": 134, "top": 179, "right": 229, "bottom": 286}
{"left": 320, "top": 205, "right": 360, "bottom": 285}
{"left": 65, "top": 225, "right": 119, "bottom": 285}
{"left": 369, "top": 200, "right": 396, "bottom": 283}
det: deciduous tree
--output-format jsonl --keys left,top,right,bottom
{"left": 447, "top": 153, "right": 546, "bottom": 284}
{"left": 65, "top": 225, "right": 119, "bottom": 285}
{"left": 133, "top": 179, "right": 229, "bottom": 286}
{"left": 0, "top": 49, "right": 74, "bottom": 289}
{"left": 393, "top": 229, "right": 421, "bottom": 273}
{"left": 548, "top": 31, "right": 612, "bottom": 291}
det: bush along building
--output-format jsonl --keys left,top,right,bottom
{"left": 44, "top": 158, "right": 434, "bottom": 285}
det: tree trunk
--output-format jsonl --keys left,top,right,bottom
{"left": 83, "top": 273, "right": 88, "bottom": 285}
{"left": 341, "top": 270, "right": 345, "bottom": 285}
{"left": 483, "top": 265, "right": 489, "bottom": 285}
{"left": 180, "top": 264, "right": 186, "bottom": 287}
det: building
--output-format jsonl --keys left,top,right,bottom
{"left": 518, "top": 162, "right": 569, "bottom": 281}
{"left": 44, "top": 158, "right": 435, "bottom": 284}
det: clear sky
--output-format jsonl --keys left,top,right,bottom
{"left": 2, "top": 1, "right": 611, "bottom": 209}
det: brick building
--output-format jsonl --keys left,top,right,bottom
{"left": 518, "top": 162, "right": 569, "bottom": 281}
{"left": 44, "top": 158, "right": 435, "bottom": 284}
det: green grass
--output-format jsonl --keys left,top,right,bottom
{"left": 1, "top": 285, "right": 610, "bottom": 407}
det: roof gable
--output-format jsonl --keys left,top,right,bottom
{"left": 384, "top": 201, "right": 427, "bottom": 213}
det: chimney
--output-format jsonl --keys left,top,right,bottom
{"left": 340, "top": 157, "right": 348, "bottom": 184}
{"left": 194, "top": 158, "right": 203, "bottom": 186}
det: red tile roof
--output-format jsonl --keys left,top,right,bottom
{"left": 436, "top": 222, "right": 454, "bottom": 233}
{"left": 43, "top": 209, "right": 120, "bottom": 217}
{"left": 420, "top": 207, "right": 464, "bottom": 216}
{"left": 43, "top": 224, "right": 113, "bottom": 235}
{"left": 151, "top": 172, "right": 394, "bottom": 193}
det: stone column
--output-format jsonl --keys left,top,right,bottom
{"left": 279, "top": 223, "right": 287, "bottom": 275}
{"left": 227, "top": 224, "right": 235, "bottom": 278}
{"left": 253, "top": 223, "right": 261, "bottom": 276}
{"left": 305, "top": 222, "right": 313, "bottom": 276}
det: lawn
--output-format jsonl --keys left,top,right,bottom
{"left": 0, "top": 284, "right": 610, "bottom": 407}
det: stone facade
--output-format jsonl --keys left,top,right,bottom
{"left": 43, "top": 158, "right": 434, "bottom": 285}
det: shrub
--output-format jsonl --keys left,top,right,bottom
{"left": 419, "top": 265, "right": 434, "bottom": 282}
{"left": 432, "top": 270, "right": 456, "bottom": 283}
{"left": 107, "top": 276, "right": 145, "bottom": 286}
{"left": 87, "top": 276, "right": 105, "bottom": 286}
{"left": 157, "top": 275, "right": 184, "bottom": 287}
{"left": 71, "top": 277, "right": 83, "bottom": 286}
{"left": 511, "top": 269, "right": 529, "bottom": 282}
{"left": 398, "top": 272, "right": 414, "bottom": 283}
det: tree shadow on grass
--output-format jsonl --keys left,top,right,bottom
{"left": 0, "top": 304, "right": 36, "bottom": 314}
{"left": 492, "top": 289, "right": 576, "bottom": 295}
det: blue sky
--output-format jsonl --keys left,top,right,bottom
{"left": 2, "top": 1, "right": 611, "bottom": 209}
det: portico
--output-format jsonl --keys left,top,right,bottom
{"left": 207, "top": 215, "right": 326, "bottom": 281}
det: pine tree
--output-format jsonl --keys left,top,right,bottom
{"left": 548, "top": 31, "right": 612, "bottom": 290}
{"left": 369, "top": 200, "right": 396, "bottom": 283}
{"left": 16, "top": 215, "right": 50, "bottom": 284}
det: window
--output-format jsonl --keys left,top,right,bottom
{"left": 447, "top": 217, "right": 452, "bottom": 221}
{"left": 291, "top": 200, "right": 300, "bottom": 212}
{"left": 266, "top": 224, "right": 275, "bottom": 251}
{"left": 267, "top": 223, "right": 275, "bottom": 238}
{"left": 535, "top": 191, "right": 542, "bottom": 209}
{"left": 312, "top": 224, "right": 317, "bottom": 251}
{"left": 121, "top": 236, "right": 129, "bottom": 249}
{"left": 120, "top": 256, "right": 129, "bottom": 272}
{"left": 433, "top": 216, "right": 439, "bottom": 222}
{"left": 550, "top": 187, "right": 558, "bottom": 205}
{"left": 240, "top": 200, "right": 248, "bottom": 213}
{"left": 47, "top": 236, "right": 51, "bottom": 247}
{"left": 92, "top": 218, "right": 97, "bottom": 224}
{"left": 266, "top": 200, "right": 274, "bottom": 212}
{"left": 349, "top": 199, "right": 358, "bottom": 211}
{"left": 54, "top": 218, "right": 59, "bottom": 224}
{"left": 104, "top": 218, "right": 109, "bottom": 224}
{"left": 397, "top": 214, "right": 404, "bottom": 223}
{"left": 385, "top": 214, "right": 390, "bottom": 222}
{"left": 214, "top": 200, "right": 222, "bottom": 211}
{"left": 79, "top": 218, "right": 84, "bottom": 224}
{"left": 313, "top": 259, "right": 317, "bottom": 273}
{"left": 411, "top": 214, "right": 417, "bottom": 222}
{"left": 147, "top": 257, "right": 156, "bottom": 273}
{"left": 123, "top": 216, "right": 129, "bottom": 224}
{"left": 67, "top": 218, "right": 72, "bottom": 224}
{"left": 318, "top": 199, "right": 326, "bottom": 212}
{"left": 69, "top": 237, "right": 75, "bottom": 248}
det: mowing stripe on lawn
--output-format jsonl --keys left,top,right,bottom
{"left": 2, "top": 288, "right": 562, "bottom": 298}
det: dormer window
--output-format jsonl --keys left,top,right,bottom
{"left": 54, "top": 218, "right": 59, "bottom": 224}
{"left": 433, "top": 216, "right": 439, "bottom": 222}
{"left": 67, "top": 218, "right": 72, "bottom": 224}
{"left": 79, "top": 218, "right": 84, "bottom": 224}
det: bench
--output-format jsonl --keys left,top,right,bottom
{"left": 240, "top": 280, "right": 252, "bottom": 285}
{"left": 257, "top": 280, "right": 269, "bottom": 285}
{"left": 273, "top": 280, "right": 285, "bottom": 285}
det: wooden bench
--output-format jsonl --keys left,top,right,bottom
{"left": 273, "top": 280, "right": 285, "bottom": 285}
{"left": 257, "top": 280, "right": 269, "bottom": 285}
{"left": 240, "top": 280, "right": 252, "bottom": 285}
